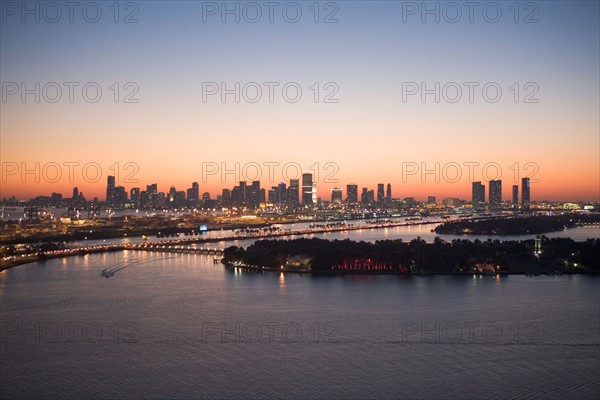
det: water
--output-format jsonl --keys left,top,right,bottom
{"left": 1, "top": 252, "right": 599, "bottom": 399}
{"left": 209, "top": 223, "right": 599, "bottom": 251}
{"left": 41, "top": 221, "right": 600, "bottom": 251}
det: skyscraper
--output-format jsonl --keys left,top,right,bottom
{"left": 489, "top": 180, "right": 502, "bottom": 210}
{"left": 302, "top": 173, "right": 313, "bottom": 206}
{"left": 221, "top": 188, "right": 231, "bottom": 206}
{"left": 239, "top": 181, "right": 247, "bottom": 205}
{"left": 231, "top": 186, "right": 241, "bottom": 206}
{"left": 377, "top": 184, "right": 385, "bottom": 204}
{"left": 521, "top": 177, "right": 531, "bottom": 209}
{"left": 168, "top": 186, "right": 177, "bottom": 204}
{"left": 331, "top": 188, "right": 342, "bottom": 204}
{"left": 249, "top": 181, "right": 261, "bottom": 208}
{"left": 146, "top": 183, "right": 158, "bottom": 208}
{"left": 268, "top": 187, "right": 278, "bottom": 204}
{"left": 512, "top": 185, "right": 519, "bottom": 208}
{"left": 115, "top": 186, "right": 128, "bottom": 206}
{"left": 361, "top": 188, "right": 368, "bottom": 204}
{"left": 72, "top": 187, "right": 79, "bottom": 206}
{"left": 361, "top": 188, "right": 374, "bottom": 204}
{"left": 278, "top": 182, "right": 286, "bottom": 207}
{"left": 131, "top": 188, "right": 140, "bottom": 206}
{"left": 106, "top": 175, "right": 115, "bottom": 205}
{"left": 259, "top": 188, "right": 266, "bottom": 204}
{"left": 386, "top": 183, "right": 392, "bottom": 204}
{"left": 288, "top": 179, "right": 299, "bottom": 207}
{"left": 187, "top": 182, "right": 199, "bottom": 207}
{"left": 346, "top": 184, "right": 358, "bottom": 204}
{"left": 472, "top": 181, "right": 485, "bottom": 207}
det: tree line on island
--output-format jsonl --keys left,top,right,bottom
{"left": 223, "top": 236, "right": 600, "bottom": 274}
{"left": 434, "top": 214, "right": 600, "bottom": 235}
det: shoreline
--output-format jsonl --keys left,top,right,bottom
{"left": 2, "top": 252, "right": 597, "bottom": 276}
{"left": 2, "top": 222, "right": 598, "bottom": 274}
{"left": 221, "top": 261, "right": 597, "bottom": 276}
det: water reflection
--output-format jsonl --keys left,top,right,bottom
{"left": 279, "top": 272, "right": 285, "bottom": 290}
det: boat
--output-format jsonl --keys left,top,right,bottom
{"left": 142, "top": 235, "right": 148, "bottom": 241}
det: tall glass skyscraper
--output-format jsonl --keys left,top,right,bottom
{"left": 377, "top": 184, "right": 385, "bottom": 204}
{"left": 472, "top": 181, "right": 485, "bottom": 207}
{"left": 346, "top": 184, "right": 358, "bottom": 203}
{"left": 288, "top": 179, "right": 299, "bottom": 207}
{"left": 302, "top": 173, "right": 313, "bottom": 206}
{"left": 106, "top": 175, "right": 115, "bottom": 205}
{"left": 331, "top": 188, "right": 342, "bottom": 204}
{"left": 489, "top": 180, "right": 502, "bottom": 209}
{"left": 522, "top": 177, "right": 531, "bottom": 209}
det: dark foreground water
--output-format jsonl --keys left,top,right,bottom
{"left": 1, "top": 252, "right": 599, "bottom": 399}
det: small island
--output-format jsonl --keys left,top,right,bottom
{"left": 434, "top": 213, "right": 600, "bottom": 235}
{"left": 222, "top": 236, "right": 600, "bottom": 275}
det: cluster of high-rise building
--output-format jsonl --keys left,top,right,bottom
{"left": 102, "top": 174, "right": 395, "bottom": 210}
{"left": 221, "top": 180, "right": 264, "bottom": 209}
{"left": 105, "top": 180, "right": 209, "bottom": 209}
{"left": 472, "top": 178, "right": 531, "bottom": 210}
{"left": 10, "top": 175, "right": 538, "bottom": 212}
{"left": 221, "top": 174, "right": 318, "bottom": 209}
{"left": 340, "top": 183, "right": 392, "bottom": 206}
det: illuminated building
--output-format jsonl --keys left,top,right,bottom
{"left": 288, "top": 179, "right": 299, "bottom": 207}
{"left": 106, "top": 175, "right": 115, "bottom": 205}
{"left": 472, "top": 181, "right": 485, "bottom": 207}
{"left": 522, "top": 177, "right": 531, "bottom": 209}
{"left": 489, "top": 180, "right": 502, "bottom": 209}
{"left": 346, "top": 184, "right": 358, "bottom": 204}
{"left": 386, "top": 183, "right": 392, "bottom": 204}
{"left": 377, "top": 184, "right": 385, "bottom": 204}
{"left": 302, "top": 173, "right": 313, "bottom": 206}
{"left": 331, "top": 188, "right": 342, "bottom": 204}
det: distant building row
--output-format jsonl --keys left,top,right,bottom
{"left": 472, "top": 178, "right": 531, "bottom": 209}
{"left": 105, "top": 175, "right": 395, "bottom": 209}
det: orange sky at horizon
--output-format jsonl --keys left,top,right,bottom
{"left": 2, "top": 94, "right": 599, "bottom": 202}
{"left": 1, "top": 156, "right": 598, "bottom": 202}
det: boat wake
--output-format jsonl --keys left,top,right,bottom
{"left": 101, "top": 254, "right": 181, "bottom": 278}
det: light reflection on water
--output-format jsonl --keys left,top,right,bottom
{"left": 33, "top": 220, "right": 599, "bottom": 249}
{"left": 221, "top": 224, "right": 599, "bottom": 250}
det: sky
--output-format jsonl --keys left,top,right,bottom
{"left": 1, "top": 0, "right": 599, "bottom": 202}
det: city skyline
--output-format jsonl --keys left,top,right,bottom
{"left": 6, "top": 172, "right": 590, "bottom": 210}
{"left": 2, "top": 162, "right": 596, "bottom": 203}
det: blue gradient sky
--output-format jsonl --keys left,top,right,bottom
{"left": 1, "top": 1, "right": 599, "bottom": 201}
